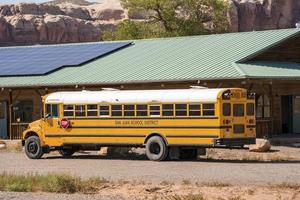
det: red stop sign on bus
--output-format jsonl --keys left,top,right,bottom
{"left": 60, "top": 118, "right": 69, "bottom": 129}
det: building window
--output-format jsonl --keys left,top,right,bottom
{"left": 136, "top": 105, "right": 148, "bottom": 116}
{"left": 175, "top": 104, "right": 187, "bottom": 116}
{"left": 63, "top": 105, "right": 74, "bottom": 117}
{"left": 203, "top": 104, "right": 215, "bottom": 116}
{"left": 13, "top": 100, "right": 33, "bottom": 122}
{"left": 87, "top": 105, "right": 98, "bottom": 116}
{"left": 162, "top": 104, "right": 174, "bottom": 116}
{"left": 99, "top": 105, "right": 110, "bottom": 117}
{"left": 46, "top": 104, "right": 59, "bottom": 118}
{"left": 256, "top": 95, "right": 270, "bottom": 118}
{"left": 189, "top": 104, "right": 201, "bottom": 116}
{"left": 111, "top": 105, "right": 122, "bottom": 117}
{"left": 124, "top": 105, "right": 135, "bottom": 116}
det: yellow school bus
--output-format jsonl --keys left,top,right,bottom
{"left": 22, "top": 88, "right": 256, "bottom": 161}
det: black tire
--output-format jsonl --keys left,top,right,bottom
{"left": 179, "top": 149, "right": 198, "bottom": 160}
{"left": 145, "top": 136, "right": 168, "bottom": 161}
{"left": 59, "top": 148, "right": 75, "bottom": 157}
{"left": 24, "top": 136, "right": 44, "bottom": 159}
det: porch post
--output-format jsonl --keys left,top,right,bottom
{"left": 269, "top": 83, "right": 274, "bottom": 138}
{"left": 8, "top": 89, "right": 12, "bottom": 140}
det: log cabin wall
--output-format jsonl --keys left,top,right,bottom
{"left": 250, "top": 35, "right": 300, "bottom": 63}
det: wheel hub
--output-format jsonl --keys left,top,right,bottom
{"left": 28, "top": 142, "right": 38, "bottom": 154}
{"left": 150, "top": 143, "right": 161, "bottom": 155}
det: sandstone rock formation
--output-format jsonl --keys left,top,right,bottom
{"left": 0, "top": 3, "right": 102, "bottom": 45}
{"left": 0, "top": 0, "right": 300, "bottom": 45}
{"left": 229, "top": 0, "right": 300, "bottom": 32}
{"left": 0, "top": 140, "right": 6, "bottom": 150}
{"left": 248, "top": 139, "right": 271, "bottom": 152}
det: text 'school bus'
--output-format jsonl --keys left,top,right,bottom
{"left": 22, "top": 88, "right": 256, "bottom": 161}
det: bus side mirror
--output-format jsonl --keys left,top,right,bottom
{"left": 45, "top": 113, "right": 51, "bottom": 119}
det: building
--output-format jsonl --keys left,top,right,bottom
{"left": 0, "top": 28, "right": 300, "bottom": 139}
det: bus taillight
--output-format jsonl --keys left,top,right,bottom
{"left": 223, "top": 119, "right": 231, "bottom": 124}
{"left": 248, "top": 119, "right": 255, "bottom": 124}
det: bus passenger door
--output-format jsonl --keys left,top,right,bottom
{"left": 43, "top": 104, "right": 62, "bottom": 145}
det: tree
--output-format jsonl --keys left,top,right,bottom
{"left": 103, "top": 0, "right": 229, "bottom": 40}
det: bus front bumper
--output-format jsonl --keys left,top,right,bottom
{"left": 214, "top": 138, "right": 256, "bottom": 147}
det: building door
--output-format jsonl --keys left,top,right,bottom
{"left": 0, "top": 101, "right": 8, "bottom": 139}
{"left": 281, "top": 95, "right": 293, "bottom": 134}
{"left": 293, "top": 96, "right": 300, "bottom": 133}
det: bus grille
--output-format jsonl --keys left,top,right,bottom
{"left": 233, "top": 124, "right": 245, "bottom": 134}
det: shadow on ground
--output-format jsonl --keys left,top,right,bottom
{"left": 42, "top": 151, "right": 300, "bottom": 164}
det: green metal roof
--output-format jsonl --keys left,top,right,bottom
{"left": 0, "top": 28, "right": 300, "bottom": 88}
{"left": 236, "top": 62, "right": 300, "bottom": 78}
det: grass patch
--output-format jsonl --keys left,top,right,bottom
{"left": 182, "top": 179, "right": 192, "bottom": 185}
{"left": 201, "top": 181, "right": 231, "bottom": 187}
{"left": 167, "top": 193, "right": 205, "bottom": 200}
{"left": 0, "top": 172, "right": 109, "bottom": 194}
{"left": 228, "top": 196, "right": 245, "bottom": 200}
{"left": 271, "top": 182, "right": 300, "bottom": 190}
{"left": 160, "top": 180, "right": 173, "bottom": 186}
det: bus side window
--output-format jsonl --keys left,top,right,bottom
{"left": 87, "top": 105, "right": 98, "bottom": 116}
{"left": 64, "top": 105, "right": 74, "bottom": 117}
{"left": 124, "top": 105, "right": 135, "bottom": 116}
{"left": 75, "top": 105, "right": 86, "bottom": 117}
{"left": 162, "top": 104, "right": 174, "bottom": 116}
{"left": 203, "top": 104, "right": 215, "bottom": 116}
{"left": 136, "top": 105, "right": 148, "bottom": 116}
{"left": 189, "top": 104, "right": 201, "bottom": 116}
{"left": 149, "top": 105, "right": 160, "bottom": 117}
{"left": 111, "top": 105, "right": 122, "bottom": 117}
{"left": 45, "top": 104, "right": 59, "bottom": 118}
{"left": 175, "top": 104, "right": 187, "bottom": 116}
{"left": 99, "top": 105, "right": 110, "bottom": 117}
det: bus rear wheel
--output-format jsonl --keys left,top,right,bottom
{"left": 24, "top": 136, "right": 44, "bottom": 159}
{"left": 145, "top": 136, "right": 168, "bottom": 161}
{"left": 59, "top": 148, "right": 75, "bottom": 157}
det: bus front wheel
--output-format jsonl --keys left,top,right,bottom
{"left": 24, "top": 136, "right": 44, "bottom": 159}
{"left": 145, "top": 136, "right": 168, "bottom": 161}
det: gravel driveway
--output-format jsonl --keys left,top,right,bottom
{"left": 0, "top": 151, "right": 300, "bottom": 186}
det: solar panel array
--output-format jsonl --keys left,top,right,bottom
{"left": 0, "top": 42, "right": 132, "bottom": 76}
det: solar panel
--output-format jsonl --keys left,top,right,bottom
{"left": 0, "top": 42, "right": 132, "bottom": 76}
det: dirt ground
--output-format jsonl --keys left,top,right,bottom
{"left": 1, "top": 145, "right": 300, "bottom": 199}
{"left": 205, "top": 145, "right": 300, "bottom": 161}
{"left": 0, "top": 184, "right": 299, "bottom": 200}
